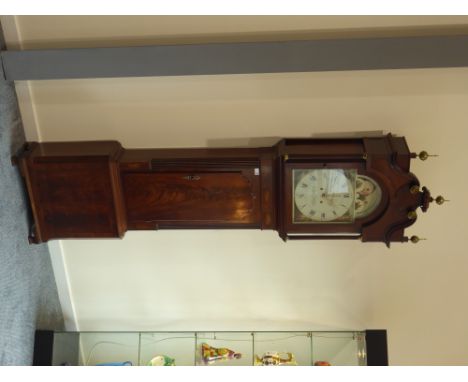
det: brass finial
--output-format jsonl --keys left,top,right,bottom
{"left": 435, "top": 195, "right": 449, "bottom": 205}
{"left": 407, "top": 210, "right": 418, "bottom": 220}
{"left": 416, "top": 151, "right": 438, "bottom": 161}
{"left": 409, "top": 235, "right": 426, "bottom": 244}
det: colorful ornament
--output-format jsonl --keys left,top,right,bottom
{"left": 254, "top": 352, "right": 297, "bottom": 366}
{"left": 200, "top": 343, "right": 242, "bottom": 364}
{"left": 314, "top": 361, "right": 331, "bottom": 366}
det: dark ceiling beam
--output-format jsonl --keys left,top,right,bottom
{"left": 2, "top": 35, "right": 468, "bottom": 81}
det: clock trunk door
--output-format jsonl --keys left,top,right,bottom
{"left": 123, "top": 170, "right": 261, "bottom": 228}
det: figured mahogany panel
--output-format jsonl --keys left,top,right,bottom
{"left": 16, "top": 141, "right": 125, "bottom": 243}
{"left": 123, "top": 170, "right": 261, "bottom": 228}
{"left": 26, "top": 161, "right": 122, "bottom": 241}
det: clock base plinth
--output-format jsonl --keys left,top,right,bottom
{"left": 15, "top": 141, "right": 126, "bottom": 243}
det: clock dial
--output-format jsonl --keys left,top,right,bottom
{"left": 293, "top": 169, "right": 356, "bottom": 223}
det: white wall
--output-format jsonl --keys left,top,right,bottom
{"left": 4, "top": 16, "right": 468, "bottom": 365}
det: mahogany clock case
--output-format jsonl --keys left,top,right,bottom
{"left": 13, "top": 134, "right": 431, "bottom": 246}
{"left": 275, "top": 136, "right": 420, "bottom": 245}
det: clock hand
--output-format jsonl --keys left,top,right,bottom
{"left": 330, "top": 172, "right": 336, "bottom": 191}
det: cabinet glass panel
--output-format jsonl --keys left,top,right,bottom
{"left": 37, "top": 330, "right": 380, "bottom": 366}
{"left": 311, "top": 331, "right": 366, "bottom": 366}
{"left": 139, "top": 332, "right": 195, "bottom": 366}
{"left": 52, "top": 332, "right": 80, "bottom": 366}
{"left": 253, "top": 332, "right": 310, "bottom": 366}
{"left": 78, "top": 332, "right": 139, "bottom": 366}
{"left": 195, "top": 332, "right": 252, "bottom": 366}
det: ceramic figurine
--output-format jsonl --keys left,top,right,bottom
{"left": 200, "top": 343, "right": 242, "bottom": 364}
{"left": 254, "top": 351, "right": 297, "bottom": 366}
{"left": 148, "top": 355, "right": 175, "bottom": 366}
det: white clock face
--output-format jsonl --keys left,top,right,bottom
{"left": 293, "top": 169, "right": 356, "bottom": 223}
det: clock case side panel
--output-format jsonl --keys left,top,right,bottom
{"left": 13, "top": 141, "right": 127, "bottom": 243}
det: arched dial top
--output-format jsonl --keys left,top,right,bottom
{"left": 354, "top": 175, "right": 383, "bottom": 219}
{"left": 292, "top": 169, "right": 382, "bottom": 224}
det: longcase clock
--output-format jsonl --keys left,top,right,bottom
{"left": 13, "top": 134, "right": 443, "bottom": 246}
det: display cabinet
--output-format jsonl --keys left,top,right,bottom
{"left": 33, "top": 330, "right": 388, "bottom": 366}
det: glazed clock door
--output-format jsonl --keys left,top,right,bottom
{"left": 283, "top": 162, "right": 384, "bottom": 236}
